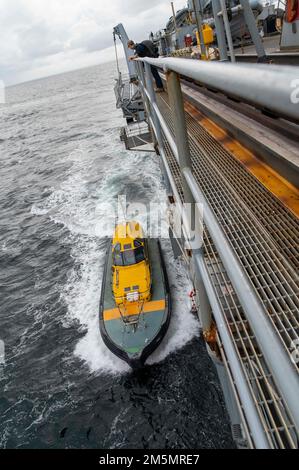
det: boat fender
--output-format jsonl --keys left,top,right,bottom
{"left": 285, "top": 0, "right": 298, "bottom": 22}
{"left": 189, "top": 289, "right": 198, "bottom": 314}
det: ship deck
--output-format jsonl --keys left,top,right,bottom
{"left": 230, "top": 35, "right": 299, "bottom": 65}
{"left": 155, "top": 89, "right": 299, "bottom": 448}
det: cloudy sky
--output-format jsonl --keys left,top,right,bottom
{"left": 0, "top": 0, "right": 187, "bottom": 85}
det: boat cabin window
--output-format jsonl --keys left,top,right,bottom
{"left": 113, "top": 243, "right": 123, "bottom": 266}
{"left": 134, "top": 239, "right": 144, "bottom": 248}
{"left": 113, "top": 245, "right": 146, "bottom": 267}
{"left": 133, "top": 246, "right": 146, "bottom": 264}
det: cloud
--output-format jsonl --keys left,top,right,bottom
{"left": 0, "top": 0, "right": 187, "bottom": 85}
{"left": 19, "top": 21, "right": 64, "bottom": 59}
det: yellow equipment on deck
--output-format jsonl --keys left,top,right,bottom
{"left": 196, "top": 24, "right": 214, "bottom": 46}
{"left": 196, "top": 24, "right": 214, "bottom": 60}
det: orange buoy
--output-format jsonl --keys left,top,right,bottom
{"left": 285, "top": 0, "right": 298, "bottom": 23}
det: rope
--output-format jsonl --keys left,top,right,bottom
{"left": 118, "top": 300, "right": 145, "bottom": 327}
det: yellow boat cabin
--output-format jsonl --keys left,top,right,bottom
{"left": 112, "top": 222, "right": 151, "bottom": 306}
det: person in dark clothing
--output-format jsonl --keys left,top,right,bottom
{"left": 128, "top": 40, "right": 164, "bottom": 92}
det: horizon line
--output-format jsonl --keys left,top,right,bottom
{"left": 7, "top": 56, "right": 126, "bottom": 88}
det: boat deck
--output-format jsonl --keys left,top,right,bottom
{"left": 156, "top": 91, "right": 299, "bottom": 448}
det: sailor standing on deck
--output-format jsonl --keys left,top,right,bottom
{"left": 127, "top": 40, "right": 164, "bottom": 92}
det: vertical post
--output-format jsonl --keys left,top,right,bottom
{"left": 136, "top": 62, "right": 153, "bottom": 131}
{"left": 143, "top": 63, "right": 172, "bottom": 195}
{"left": 193, "top": 258, "right": 214, "bottom": 334}
{"left": 192, "top": 0, "right": 206, "bottom": 58}
{"left": 136, "top": 61, "right": 159, "bottom": 156}
{"left": 211, "top": 0, "right": 228, "bottom": 61}
{"left": 171, "top": 2, "right": 178, "bottom": 32}
{"left": 219, "top": 0, "right": 236, "bottom": 62}
{"left": 166, "top": 70, "right": 212, "bottom": 333}
{"left": 144, "top": 63, "right": 164, "bottom": 150}
{"left": 171, "top": 2, "right": 179, "bottom": 50}
{"left": 239, "top": 0, "right": 267, "bottom": 62}
{"left": 166, "top": 71, "right": 193, "bottom": 196}
{"left": 113, "top": 24, "right": 137, "bottom": 80}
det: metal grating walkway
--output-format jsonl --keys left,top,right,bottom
{"left": 156, "top": 93, "right": 299, "bottom": 449}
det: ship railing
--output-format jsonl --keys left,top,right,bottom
{"left": 137, "top": 57, "right": 299, "bottom": 123}
{"left": 134, "top": 57, "right": 299, "bottom": 449}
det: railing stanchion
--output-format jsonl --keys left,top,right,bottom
{"left": 166, "top": 69, "right": 213, "bottom": 334}
{"left": 211, "top": 0, "right": 228, "bottom": 61}
{"left": 144, "top": 63, "right": 163, "bottom": 144}
{"left": 239, "top": 0, "right": 266, "bottom": 61}
{"left": 143, "top": 63, "right": 172, "bottom": 195}
{"left": 136, "top": 62, "right": 155, "bottom": 146}
{"left": 165, "top": 70, "right": 195, "bottom": 211}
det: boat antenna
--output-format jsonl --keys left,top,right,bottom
{"left": 118, "top": 195, "right": 127, "bottom": 225}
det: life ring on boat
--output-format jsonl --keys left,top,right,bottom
{"left": 285, "top": 0, "right": 298, "bottom": 23}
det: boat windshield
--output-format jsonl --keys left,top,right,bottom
{"left": 113, "top": 246, "right": 146, "bottom": 267}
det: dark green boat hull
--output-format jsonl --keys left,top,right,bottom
{"left": 99, "top": 239, "right": 171, "bottom": 369}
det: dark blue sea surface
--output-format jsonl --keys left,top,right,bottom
{"left": 0, "top": 62, "right": 234, "bottom": 449}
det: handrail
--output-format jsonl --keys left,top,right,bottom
{"left": 183, "top": 166, "right": 299, "bottom": 433}
{"left": 135, "top": 58, "right": 299, "bottom": 445}
{"left": 137, "top": 57, "right": 299, "bottom": 123}
{"left": 146, "top": 91, "right": 270, "bottom": 450}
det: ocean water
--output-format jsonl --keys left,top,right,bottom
{"left": 0, "top": 62, "right": 234, "bottom": 449}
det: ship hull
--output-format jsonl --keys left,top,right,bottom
{"left": 99, "top": 239, "right": 171, "bottom": 369}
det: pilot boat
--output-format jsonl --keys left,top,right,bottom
{"left": 99, "top": 221, "right": 171, "bottom": 369}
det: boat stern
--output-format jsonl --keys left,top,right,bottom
{"left": 128, "top": 352, "right": 144, "bottom": 370}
